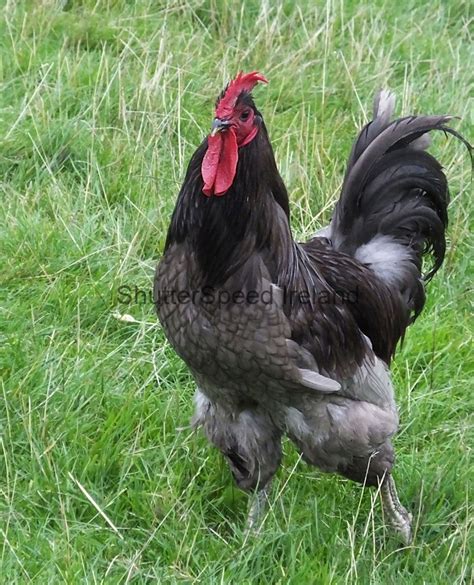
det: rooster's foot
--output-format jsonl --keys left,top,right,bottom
{"left": 381, "top": 474, "right": 413, "bottom": 544}
{"left": 245, "top": 482, "right": 271, "bottom": 535}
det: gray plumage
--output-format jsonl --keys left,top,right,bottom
{"left": 154, "top": 85, "right": 471, "bottom": 540}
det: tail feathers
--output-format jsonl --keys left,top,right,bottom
{"left": 345, "top": 89, "right": 396, "bottom": 170}
{"left": 331, "top": 90, "right": 472, "bottom": 321}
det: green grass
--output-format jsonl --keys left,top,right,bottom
{"left": 1, "top": 0, "right": 472, "bottom": 582}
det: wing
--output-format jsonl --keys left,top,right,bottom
{"left": 295, "top": 237, "right": 408, "bottom": 366}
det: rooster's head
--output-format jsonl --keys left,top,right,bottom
{"left": 201, "top": 71, "right": 268, "bottom": 197}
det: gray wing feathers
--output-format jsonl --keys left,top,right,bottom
{"left": 299, "top": 369, "right": 341, "bottom": 393}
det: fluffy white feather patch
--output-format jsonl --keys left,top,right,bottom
{"left": 355, "top": 235, "right": 413, "bottom": 286}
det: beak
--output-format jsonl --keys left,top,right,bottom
{"left": 210, "top": 118, "right": 231, "bottom": 136}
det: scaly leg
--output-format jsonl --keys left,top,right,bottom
{"left": 381, "top": 474, "right": 413, "bottom": 544}
{"left": 246, "top": 481, "right": 272, "bottom": 534}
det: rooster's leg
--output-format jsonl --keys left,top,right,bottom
{"left": 192, "top": 390, "right": 282, "bottom": 533}
{"left": 381, "top": 474, "right": 413, "bottom": 544}
{"left": 246, "top": 481, "right": 272, "bottom": 534}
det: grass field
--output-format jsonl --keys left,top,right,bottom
{"left": 1, "top": 0, "right": 472, "bottom": 582}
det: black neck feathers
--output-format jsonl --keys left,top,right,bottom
{"left": 165, "top": 124, "right": 290, "bottom": 286}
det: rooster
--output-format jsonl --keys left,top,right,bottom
{"left": 154, "top": 72, "right": 470, "bottom": 542}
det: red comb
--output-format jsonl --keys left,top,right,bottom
{"left": 215, "top": 71, "right": 268, "bottom": 118}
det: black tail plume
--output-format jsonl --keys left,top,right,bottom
{"left": 330, "top": 90, "right": 472, "bottom": 321}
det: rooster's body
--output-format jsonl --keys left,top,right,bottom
{"left": 155, "top": 74, "right": 469, "bottom": 541}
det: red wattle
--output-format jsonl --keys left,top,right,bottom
{"left": 201, "top": 134, "right": 221, "bottom": 196}
{"left": 201, "top": 129, "right": 238, "bottom": 196}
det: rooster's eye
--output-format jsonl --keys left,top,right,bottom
{"left": 240, "top": 110, "right": 251, "bottom": 121}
